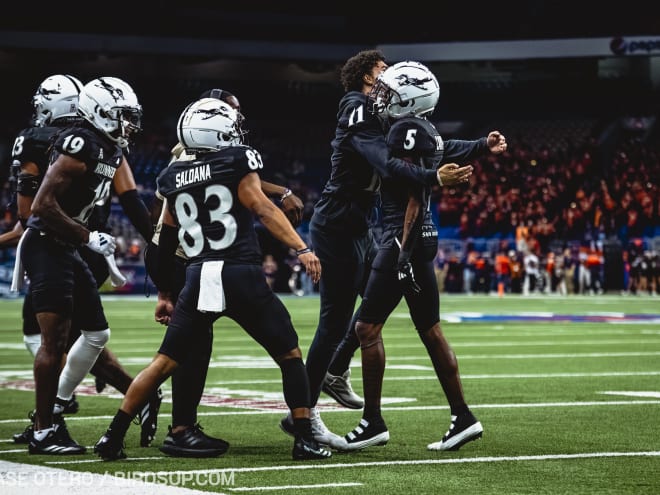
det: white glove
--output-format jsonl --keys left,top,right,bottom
{"left": 105, "top": 254, "right": 127, "bottom": 288}
{"left": 86, "top": 231, "right": 117, "bottom": 257}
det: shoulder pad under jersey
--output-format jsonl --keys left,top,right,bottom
{"left": 337, "top": 91, "right": 382, "bottom": 132}
{"left": 12, "top": 126, "right": 60, "bottom": 173}
{"left": 387, "top": 117, "right": 444, "bottom": 160}
{"left": 53, "top": 127, "right": 115, "bottom": 166}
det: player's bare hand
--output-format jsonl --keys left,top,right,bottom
{"left": 437, "top": 163, "right": 473, "bottom": 186}
{"left": 297, "top": 251, "right": 321, "bottom": 284}
{"left": 281, "top": 193, "right": 304, "bottom": 227}
{"left": 487, "top": 131, "right": 507, "bottom": 154}
{"left": 155, "top": 291, "right": 174, "bottom": 325}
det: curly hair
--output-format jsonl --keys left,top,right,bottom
{"left": 339, "top": 49, "right": 386, "bottom": 92}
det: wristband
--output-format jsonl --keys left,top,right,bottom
{"left": 296, "top": 247, "right": 312, "bottom": 256}
{"left": 281, "top": 189, "right": 293, "bottom": 202}
{"left": 437, "top": 174, "right": 443, "bottom": 186}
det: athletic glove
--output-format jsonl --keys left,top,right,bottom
{"left": 397, "top": 261, "right": 421, "bottom": 294}
{"left": 86, "top": 231, "right": 117, "bottom": 257}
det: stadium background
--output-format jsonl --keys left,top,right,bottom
{"left": 0, "top": 3, "right": 659, "bottom": 295}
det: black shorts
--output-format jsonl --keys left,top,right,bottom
{"left": 159, "top": 263, "right": 298, "bottom": 364}
{"left": 21, "top": 246, "right": 108, "bottom": 337}
{"left": 21, "top": 228, "right": 108, "bottom": 331}
{"left": 358, "top": 246, "right": 440, "bottom": 332}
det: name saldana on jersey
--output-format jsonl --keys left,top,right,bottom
{"left": 156, "top": 145, "right": 265, "bottom": 266}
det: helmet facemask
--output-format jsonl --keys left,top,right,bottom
{"left": 369, "top": 61, "right": 440, "bottom": 120}
{"left": 78, "top": 77, "right": 143, "bottom": 148}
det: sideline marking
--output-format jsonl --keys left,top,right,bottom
{"left": 227, "top": 482, "right": 363, "bottom": 492}
{"left": 0, "top": 459, "right": 223, "bottom": 495}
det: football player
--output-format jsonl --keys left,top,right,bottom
{"left": 17, "top": 77, "right": 157, "bottom": 454}
{"left": 4, "top": 75, "right": 161, "bottom": 450}
{"left": 285, "top": 49, "right": 499, "bottom": 449}
{"left": 144, "top": 88, "right": 306, "bottom": 458}
{"left": 95, "top": 97, "right": 331, "bottom": 461}
{"left": 340, "top": 61, "right": 504, "bottom": 451}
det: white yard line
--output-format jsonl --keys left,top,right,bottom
{"left": 1, "top": 398, "right": 659, "bottom": 427}
{"left": 147, "top": 451, "right": 660, "bottom": 476}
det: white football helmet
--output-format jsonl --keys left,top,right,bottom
{"left": 77, "top": 77, "right": 142, "bottom": 148}
{"left": 177, "top": 98, "right": 243, "bottom": 151}
{"left": 369, "top": 61, "right": 440, "bottom": 119}
{"left": 31, "top": 74, "right": 84, "bottom": 127}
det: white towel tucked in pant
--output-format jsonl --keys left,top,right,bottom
{"left": 197, "top": 260, "right": 226, "bottom": 313}
{"left": 10, "top": 230, "right": 27, "bottom": 292}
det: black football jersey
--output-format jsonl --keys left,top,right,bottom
{"left": 313, "top": 92, "right": 443, "bottom": 233}
{"left": 11, "top": 125, "right": 58, "bottom": 176}
{"left": 156, "top": 145, "right": 264, "bottom": 266}
{"left": 379, "top": 117, "right": 442, "bottom": 248}
{"left": 27, "top": 124, "right": 123, "bottom": 237}
{"left": 9, "top": 125, "right": 62, "bottom": 203}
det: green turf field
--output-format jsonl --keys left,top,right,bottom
{"left": 1, "top": 294, "right": 659, "bottom": 494}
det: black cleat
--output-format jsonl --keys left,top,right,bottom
{"left": 53, "top": 414, "right": 86, "bottom": 452}
{"left": 137, "top": 388, "right": 163, "bottom": 447}
{"left": 94, "top": 432, "right": 127, "bottom": 461}
{"left": 292, "top": 436, "right": 332, "bottom": 460}
{"left": 13, "top": 424, "right": 33, "bottom": 444}
{"left": 343, "top": 418, "right": 390, "bottom": 451}
{"left": 29, "top": 428, "right": 86, "bottom": 455}
{"left": 13, "top": 411, "right": 35, "bottom": 444}
{"left": 427, "top": 412, "right": 483, "bottom": 451}
{"left": 159, "top": 424, "right": 229, "bottom": 458}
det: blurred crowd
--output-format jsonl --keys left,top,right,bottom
{"left": 1, "top": 117, "right": 658, "bottom": 295}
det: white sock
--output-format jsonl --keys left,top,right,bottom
{"left": 23, "top": 334, "right": 42, "bottom": 357}
{"left": 57, "top": 328, "right": 110, "bottom": 400}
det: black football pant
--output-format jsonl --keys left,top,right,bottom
{"left": 305, "top": 220, "right": 376, "bottom": 406}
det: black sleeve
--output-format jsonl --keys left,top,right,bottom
{"left": 118, "top": 189, "right": 154, "bottom": 242}
{"left": 442, "top": 137, "right": 488, "bottom": 164}
{"left": 352, "top": 132, "right": 438, "bottom": 186}
{"left": 153, "top": 224, "right": 179, "bottom": 292}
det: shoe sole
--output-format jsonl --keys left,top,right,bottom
{"left": 340, "top": 431, "right": 390, "bottom": 451}
{"left": 321, "top": 384, "right": 364, "bottom": 410}
{"left": 29, "top": 445, "right": 87, "bottom": 455}
{"left": 427, "top": 422, "right": 484, "bottom": 451}
{"left": 159, "top": 444, "right": 228, "bottom": 458}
